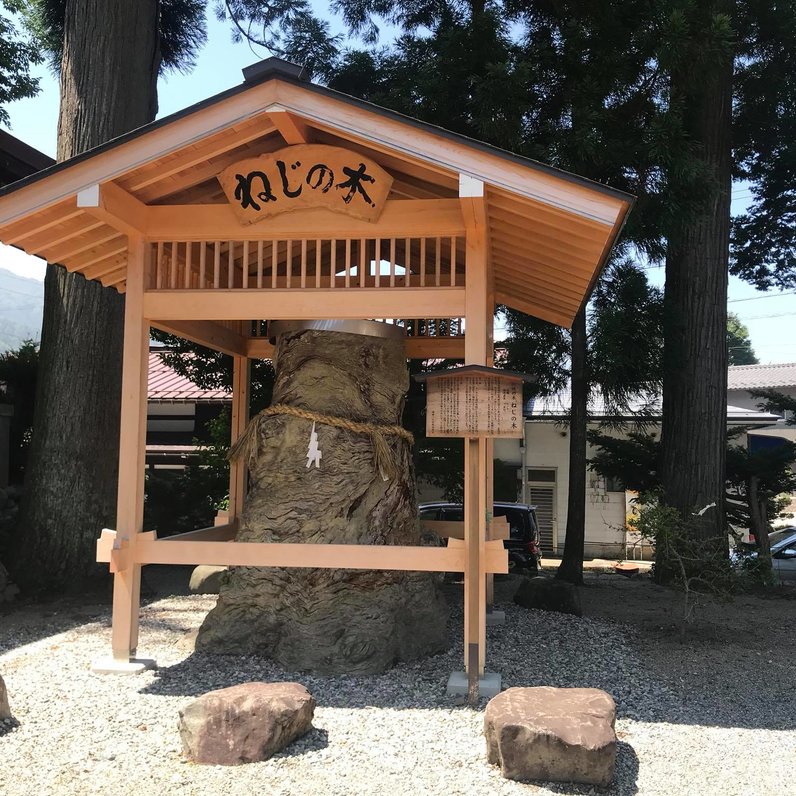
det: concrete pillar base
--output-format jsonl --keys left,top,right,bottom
{"left": 90, "top": 656, "right": 156, "bottom": 675}
{"left": 486, "top": 609, "right": 505, "bottom": 626}
{"left": 446, "top": 671, "right": 502, "bottom": 699}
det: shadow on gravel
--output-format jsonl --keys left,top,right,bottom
{"left": 0, "top": 565, "right": 193, "bottom": 657}
{"left": 0, "top": 717, "right": 21, "bottom": 737}
{"left": 540, "top": 741, "right": 639, "bottom": 796}
{"left": 275, "top": 726, "right": 329, "bottom": 757}
{"left": 139, "top": 649, "right": 462, "bottom": 710}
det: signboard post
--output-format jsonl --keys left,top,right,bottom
{"left": 416, "top": 365, "right": 530, "bottom": 703}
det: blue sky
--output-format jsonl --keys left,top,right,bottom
{"left": 1, "top": 6, "right": 793, "bottom": 362}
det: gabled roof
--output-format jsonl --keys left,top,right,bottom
{"left": 727, "top": 363, "right": 796, "bottom": 391}
{"left": 0, "top": 58, "right": 633, "bottom": 327}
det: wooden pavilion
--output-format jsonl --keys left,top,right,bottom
{"left": 0, "top": 58, "right": 633, "bottom": 684}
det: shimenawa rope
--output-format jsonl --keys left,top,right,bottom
{"left": 227, "top": 403, "right": 414, "bottom": 480}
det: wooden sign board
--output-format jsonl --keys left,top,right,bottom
{"left": 423, "top": 371, "right": 524, "bottom": 438}
{"left": 218, "top": 144, "right": 393, "bottom": 226}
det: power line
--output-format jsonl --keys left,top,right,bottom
{"left": 728, "top": 290, "right": 796, "bottom": 303}
{"left": 737, "top": 311, "right": 796, "bottom": 321}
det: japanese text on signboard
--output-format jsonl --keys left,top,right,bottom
{"left": 218, "top": 144, "right": 393, "bottom": 225}
{"left": 426, "top": 375, "right": 523, "bottom": 438}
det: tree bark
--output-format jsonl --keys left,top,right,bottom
{"left": 557, "top": 307, "right": 587, "bottom": 585}
{"left": 747, "top": 475, "right": 772, "bottom": 569}
{"left": 659, "top": 2, "right": 733, "bottom": 578}
{"left": 11, "top": 1, "right": 161, "bottom": 590}
{"left": 197, "top": 328, "right": 448, "bottom": 674}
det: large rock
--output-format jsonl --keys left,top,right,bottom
{"left": 0, "top": 675, "right": 10, "bottom": 720}
{"left": 179, "top": 682, "right": 315, "bottom": 765}
{"left": 513, "top": 576, "right": 582, "bottom": 616}
{"left": 196, "top": 327, "right": 448, "bottom": 673}
{"left": 189, "top": 565, "right": 227, "bottom": 594}
{"left": 485, "top": 686, "right": 617, "bottom": 786}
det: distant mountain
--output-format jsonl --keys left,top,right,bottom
{"left": 0, "top": 266, "right": 44, "bottom": 352}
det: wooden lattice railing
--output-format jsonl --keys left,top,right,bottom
{"left": 147, "top": 236, "right": 466, "bottom": 291}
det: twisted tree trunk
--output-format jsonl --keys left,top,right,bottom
{"left": 197, "top": 327, "right": 448, "bottom": 674}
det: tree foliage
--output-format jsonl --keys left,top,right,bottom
{"left": 17, "top": 0, "right": 208, "bottom": 75}
{"left": 0, "top": 2, "right": 41, "bottom": 126}
{"left": 726, "top": 312, "right": 758, "bottom": 365}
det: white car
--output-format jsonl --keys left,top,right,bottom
{"left": 769, "top": 528, "right": 796, "bottom": 583}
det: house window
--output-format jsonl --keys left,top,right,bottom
{"left": 527, "top": 468, "right": 556, "bottom": 483}
{"left": 605, "top": 475, "right": 625, "bottom": 492}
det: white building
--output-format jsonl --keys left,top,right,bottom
{"left": 492, "top": 395, "right": 782, "bottom": 558}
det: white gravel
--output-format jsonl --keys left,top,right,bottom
{"left": 0, "top": 576, "right": 794, "bottom": 796}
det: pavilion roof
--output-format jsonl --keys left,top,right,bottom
{"left": 0, "top": 58, "right": 633, "bottom": 328}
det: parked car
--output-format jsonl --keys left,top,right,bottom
{"left": 733, "top": 527, "right": 796, "bottom": 583}
{"left": 419, "top": 501, "right": 542, "bottom": 574}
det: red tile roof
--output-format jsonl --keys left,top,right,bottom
{"left": 148, "top": 352, "right": 231, "bottom": 401}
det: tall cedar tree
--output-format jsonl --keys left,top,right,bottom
{"left": 12, "top": 1, "right": 206, "bottom": 590}
{"left": 660, "top": 1, "right": 734, "bottom": 561}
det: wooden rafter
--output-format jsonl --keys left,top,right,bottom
{"left": 150, "top": 319, "right": 248, "bottom": 356}
{"left": 267, "top": 108, "right": 311, "bottom": 144}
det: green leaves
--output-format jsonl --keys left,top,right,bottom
{"left": 0, "top": 4, "right": 41, "bottom": 126}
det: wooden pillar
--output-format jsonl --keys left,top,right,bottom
{"left": 461, "top": 174, "right": 490, "bottom": 677}
{"left": 485, "top": 304, "right": 496, "bottom": 609}
{"left": 110, "top": 235, "right": 149, "bottom": 661}
{"left": 228, "top": 353, "right": 250, "bottom": 521}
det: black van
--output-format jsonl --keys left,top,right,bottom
{"left": 419, "top": 501, "right": 542, "bottom": 573}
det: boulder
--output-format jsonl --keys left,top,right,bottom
{"left": 189, "top": 565, "right": 227, "bottom": 594}
{"left": 484, "top": 686, "right": 616, "bottom": 786}
{"left": 0, "top": 675, "right": 10, "bottom": 720}
{"left": 179, "top": 682, "right": 315, "bottom": 765}
{"left": 513, "top": 576, "right": 582, "bottom": 616}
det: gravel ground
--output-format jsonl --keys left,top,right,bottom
{"left": 1, "top": 570, "right": 794, "bottom": 796}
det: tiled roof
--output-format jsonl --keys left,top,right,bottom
{"left": 727, "top": 363, "right": 796, "bottom": 390}
{"left": 148, "top": 352, "right": 231, "bottom": 401}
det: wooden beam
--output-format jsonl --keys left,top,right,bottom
{"left": 160, "top": 524, "right": 236, "bottom": 542}
{"left": 96, "top": 529, "right": 509, "bottom": 573}
{"left": 123, "top": 117, "right": 276, "bottom": 192}
{"left": 80, "top": 249, "right": 128, "bottom": 279}
{"left": 143, "top": 287, "right": 466, "bottom": 322}
{"left": 150, "top": 319, "right": 248, "bottom": 356}
{"left": 3, "top": 206, "right": 84, "bottom": 246}
{"left": 494, "top": 289, "right": 570, "bottom": 328}
{"left": 44, "top": 229, "right": 121, "bottom": 264}
{"left": 22, "top": 218, "right": 105, "bottom": 254}
{"left": 228, "top": 354, "right": 250, "bottom": 521}
{"left": 110, "top": 235, "right": 149, "bottom": 662}
{"left": 459, "top": 174, "right": 488, "bottom": 234}
{"left": 461, "top": 174, "right": 491, "bottom": 679}
{"left": 77, "top": 181, "right": 148, "bottom": 237}
{"left": 145, "top": 199, "right": 465, "bottom": 241}
{"left": 246, "top": 334, "right": 466, "bottom": 360}
{"left": 409, "top": 336, "right": 467, "bottom": 359}
{"left": 268, "top": 108, "right": 311, "bottom": 144}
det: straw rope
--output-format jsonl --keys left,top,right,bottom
{"left": 227, "top": 403, "right": 414, "bottom": 480}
